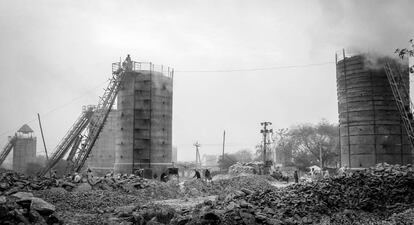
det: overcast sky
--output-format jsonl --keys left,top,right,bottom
{"left": 0, "top": 0, "right": 413, "bottom": 162}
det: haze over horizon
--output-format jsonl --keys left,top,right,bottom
{"left": 0, "top": 0, "right": 413, "bottom": 162}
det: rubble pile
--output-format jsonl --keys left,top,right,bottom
{"left": 183, "top": 175, "right": 275, "bottom": 197}
{"left": 109, "top": 204, "right": 177, "bottom": 224}
{"left": 0, "top": 191, "right": 61, "bottom": 225}
{"left": 120, "top": 179, "right": 182, "bottom": 199}
{"left": 382, "top": 208, "right": 414, "bottom": 225}
{"left": 36, "top": 181, "right": 182, "bottom": 213}
{"left": 0, "top": 169, "right": 57, "bottom": 194}
{"left": 228, "top": 162, "right": 261, "bottom": 175}
{"left": 35, "top": 188, "right": 144, "bottom": 212}
{"left": 0, "top": 168, "right": 177, "bottom": 195}
{"left": 92, "top": 174, "right": 152, "bottom": 191}
{"left": 171, "top": 163, "right": 414, "bottom": 224}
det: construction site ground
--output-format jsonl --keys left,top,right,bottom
{"left": 29, "top": 175, "right": 295, "bottom": 225}
{"left": 1, "top": 164, "right": 414, "bottom": 225}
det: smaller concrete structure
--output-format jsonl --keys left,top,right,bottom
{"left": 202, "top": 154, "right": 219, "bottom": 168}
{"left": 13, "top": 124, "right": 36, "bottom": 174}
{"left": 88, "top": 110, "right": 118, "bottom": 175}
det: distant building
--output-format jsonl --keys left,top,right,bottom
{"left": 13, "top": 124, "right": 37, "bottom": 174}
{"left": 202, "top": 154, "right": 218, "bottom": 167}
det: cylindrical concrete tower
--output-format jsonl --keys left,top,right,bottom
{"left": 13, "top": 124, "right": 37, "bottom": 174}
{"left": 336, "top": 53, "right": 412, "bottom": 168}
{"left": 114, "top": 62, "right": 173, "bottom": 176}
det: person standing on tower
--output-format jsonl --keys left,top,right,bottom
{"left": 122, "top": 54, "right": 133, "bottom": 71}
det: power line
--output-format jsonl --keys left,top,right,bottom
{"left": 175, "top": 61, "right": 334, "bottom": 73}
{"left": 0, "top": 60, "right": 335, "bottom": 140}
{"left": 0, "top": 80, "right": 107, "bottom": 139}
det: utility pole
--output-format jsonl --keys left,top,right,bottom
{"left": 221, "top": 130, "right": 226, "bottom": 172}
{"left": 37, "top": 113, "right": 49, "bottom": 160}
{"left": 260, "top": 122, "right": 273, "bottom": 163}
{"left": 194, "top": 141, "right": 201, "bottom": 168}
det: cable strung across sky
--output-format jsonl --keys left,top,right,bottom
{"left": 0, "top": 60, "right": 335, "bottom": 139}
{"left": 175, "top": 61, "right": 335, "bottom": 73}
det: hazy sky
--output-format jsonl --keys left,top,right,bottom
{"left": 0, "top": 0, "right": 413, "bottom": 162}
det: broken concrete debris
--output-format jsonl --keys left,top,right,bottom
{"left": 1, "top": 163, "right": 414, "bottom": 224}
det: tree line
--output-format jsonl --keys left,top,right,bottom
{"left": 218, "top": 119, "right": 340, "bottom": 171}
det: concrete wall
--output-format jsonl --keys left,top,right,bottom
{"left": 114, "top": 71, "right": 136, "bottom": 173}
{"left": 88, "top": 110, "right": 118, "bottom": 175}
{"left": 13, "top": 136, "right": 36, "bottom": 174}
{"left": 337, "top": 54, "right": 412, "bottom": 168}
{"left": 147, "top": 72, "right": 173, "bottom": 176}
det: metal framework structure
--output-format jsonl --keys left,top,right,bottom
{"left": 71, "top": 68, "right": 126, "bottom": 172}
{"left": 384, "top": 62, "right": 414, "bottom": 149}
{"left": 39, "top": 60, "right": 129, "bottom": 176}
{"left": 194, "top": 142, "right": 201, "bottom": 168}
{"left": 0, "top": 136, "right": 17, "bottom": 166}
{"left": 39, "top": 107, "right": 94, "bottom": 175}
{"left": 260, "top": 122, "right": 273, "bottom": 163}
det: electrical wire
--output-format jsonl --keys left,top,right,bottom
{"left": 0, "top": 80, "right": 108, "bottom": 139}
{"left": 0, "top": 60, "right": 336, "bottom": 140}
{"left": 175, "top": 61, "right": 335, "bottom": 73}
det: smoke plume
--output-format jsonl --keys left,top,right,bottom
{"left": 311, "top": 0, "right": 414, "bottom": 57}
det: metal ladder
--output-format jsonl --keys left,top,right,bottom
{"left": 71, "top": 70, "right": 126, "bottom": 172}
{"left": 0, "top": 136, "right": 17, "bottom": 166}
{"left": 39, "top": 108, "right": 94, "bottom": 176}
{"left": 384, "top": 62, "right": 414, "bottom": 149}
{"left": 66, "top": 134, "right": 83, "bottom": 162}
{"left": 40, "top": 61, "right": 127, "bottom": 176}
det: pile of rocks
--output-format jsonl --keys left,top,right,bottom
{"left": 35, "top": 181, "right": 182, "bottom": 213}
{"left": 182, "top": 175, "right": 275, "bottom": 198}
{"left": 170, "top": 163, "right": 414, "bottom": 224}
{"left": 90, "top": 174, "right": 153, "bottom": 191}
{"left": 0, "top": 169, "right": 57, "bottom": 195}
{"left": 109, "top": 204, "right": 177, "bottom": 224}
{"left": 0, "top": 167, "right": 178, "bottom": 193}
{"left": 228, "top": 162, "right": 262, "bottom": 175}
{"left": 0, "top": 191, "right": 61, "bottom": 224}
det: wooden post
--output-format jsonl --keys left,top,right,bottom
{"left": 221, "top": 130, "right": 226, "bottom": 172}
{"left": 37, "top": 113, "right": 49, "bottom": 160}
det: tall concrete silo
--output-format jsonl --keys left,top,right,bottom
{"left": 13, "top": 124, "right": 36, "bottom": 174}
{"left": 336, "top": 52, "right": 412, "bottom": 168}
{"left": 114, "top": 61, "right": 173, "bottom": 176}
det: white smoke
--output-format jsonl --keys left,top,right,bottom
{"left": 362, "top": 53, "right": 408, "bottom": 71}
{"left": 310, "top": 0, "right": 414, "bottom": 56}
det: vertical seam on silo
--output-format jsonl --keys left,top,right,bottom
{"left": 343, "top": 52, "right": 351, "bottom": 168}
{"left": 370, "top": 70, "right": 377, "bottom": 164}
{"left": 401, "top": 116, "right": 404, "bottom": 164}
{"left": 338, "top": 125, "right": 341, "bottom": 168}
{"left": 149, "top": 64, "right": 152, "bottom": 169}
{"left": 132, "top": 72, "right": 136, "bottom": 172}
{"left": 171, "top": 70, "right": 174, "bottom": 165}
{"left": 398, "top": 66, "right": 404, "bottom": 164}
{"left": 335, "top": 53, "right": 342, "bottom": 168}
